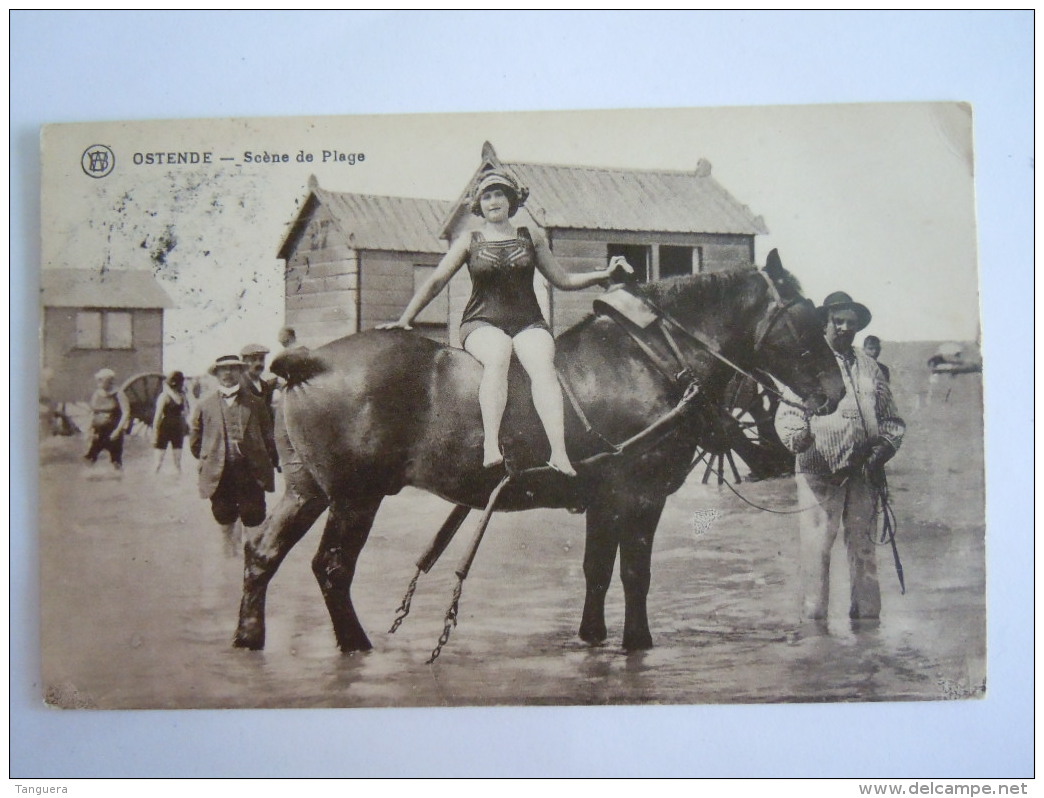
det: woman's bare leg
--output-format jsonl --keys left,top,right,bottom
{"left": 464, "top": 326, "right": 514, "bottom": 467}
{"left": 513, "top": 327, "right": 575, "bottom": 476}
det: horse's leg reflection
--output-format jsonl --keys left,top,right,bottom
{"left": 235, "top": 490, "right": 327, "bottom": 650}
{"left": 312, "top": 495, "right": 383, "bottom": 653}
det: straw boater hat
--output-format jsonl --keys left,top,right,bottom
{"left": 240, "top": 343, "right": 270, "bottom": 357}
{"left": 208, "top": 355, "right": 247, "bottom": 375}
{"left": 817, "top": 291, "right": 872, "bottom": 332}
{"left": 94, "top": 368, "right": 116, "bottom": 380}
{"left": 469, "top": 170, "right": 529, "bottom": 217}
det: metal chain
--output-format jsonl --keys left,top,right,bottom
{"left": 427, "top": 578, "right": 463, "bottom": 664}
{"left": 388, "top": 568, "right": 421, "bottom": 634}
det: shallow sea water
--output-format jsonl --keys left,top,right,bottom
{"left": 39, "top": 375, "right": 985, "bottom": 709}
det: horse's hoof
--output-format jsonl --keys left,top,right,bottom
{"left": 338, "top": 637, "right": 374, "bottom": 654}
{"left": 232, "top": 634, "right": 264, "bottom": 651}
{"left": 578, "top": 624, "right": 607, "bottom": 646}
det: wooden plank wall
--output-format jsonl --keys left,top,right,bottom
{"left": 283, "top": 208, "right": 359, "bottom": 348}
{"left": 546, "top": 235, "right": 605, "bottom": 334}
{"left": 700, "top": 236, "right": 756, "bottom": 273}
{"left": 358, "top": 250, "right": 444, "bottom": 332}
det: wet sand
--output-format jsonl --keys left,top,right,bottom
{"left": 39, "top": 369, "right": 985, "bottom": 709}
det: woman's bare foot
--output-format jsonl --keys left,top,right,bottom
{"left": 483, "top": 449, "right": 504, "bottom": 468}
{"left": 547, "top": 454, "right": 577, "bottom": 477}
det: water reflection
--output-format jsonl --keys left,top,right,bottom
{"left": 40, "top": 421, "right": 986, "bottom": 708}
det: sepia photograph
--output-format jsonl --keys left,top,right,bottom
{"left": 39, "top": 104, "right": 985, "bottom": 709}
{"left": 13, "top": 10, "right": 1031, "bottom": 780}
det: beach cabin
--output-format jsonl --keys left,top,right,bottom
{"left": 439, "top": 143, "right": 768, "bottom": 343}
{"left": 40, "top": 268, "right": 173, "bottom": 404}
{"left": 277, "top": 176, "right": 454, "bottom": 347}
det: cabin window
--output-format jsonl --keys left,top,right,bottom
{"left": 106, "top": 312, "right": 133, "bottom": 349}
{"left": 411, "top": 264, "right": 448, "bottom": 327}
{"left": 607, "top": 244, "right": 651, "bottom": 283}
{"left": 75, "top": 311, "right": 102, "bottom": 348}
{"left": 660, "top": 245, "right": 700, "bottom": 278}
{"left": 75, "top": 310, "right": 133, "bottom": 350}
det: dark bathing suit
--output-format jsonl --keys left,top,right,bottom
{"left": 459, "top": 227, "right": 550, "bottom": 345}
{"left": 154, "top": 391, "right": 187, "bottom": 450}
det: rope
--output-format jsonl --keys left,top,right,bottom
{"left": 707, "top": 457, "right": 907, "bottom": 593}
{"left": 712, "top": 465, "right": 842, "bottom": 515}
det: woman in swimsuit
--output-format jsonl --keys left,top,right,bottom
{"left": 152, "top": 370, "right": 189, "bottom": 474}
{"left": 380, "top": 170, "right": 628, "bottom": 476}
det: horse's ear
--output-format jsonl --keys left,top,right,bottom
{"left": 764, "top": 248, "right": 784, "bottom": 278}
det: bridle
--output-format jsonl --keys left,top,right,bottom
{"left": 611, "top": 270, "right": 823, "bottom": 412}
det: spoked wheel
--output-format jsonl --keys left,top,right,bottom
{"left": 696, "top": 374, "right": 794, "bottom": 485}
{"left": 120, "top": 372, "right": 165, "bottom": 433}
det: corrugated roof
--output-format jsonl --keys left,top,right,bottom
{"left": 441, "top": 158, "right": 768, "bottom": 238}
{"left": 278, "top": 186, "right": 453, "bottom": 258}
{"left": 41, "top": 269, "right": 174, "bottom": 309}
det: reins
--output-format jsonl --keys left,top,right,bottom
{"left": 617, "top": 275, "right": 811, "bottom": 413}
{"left": 694, "top": 448, "right": 905, "bottom": 592}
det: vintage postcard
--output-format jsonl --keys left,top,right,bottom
{"left": 38, "top": 104, "right": 984, "bottom": 709}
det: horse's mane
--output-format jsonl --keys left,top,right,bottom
{"left": 635, "top": 265, "right": 802, "bottom": 313}
{"left": 560, "top": 264, "right": 803, "bottom": 340}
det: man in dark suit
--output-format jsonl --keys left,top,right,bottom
{"left": 190, "top": 354, "right": 277, "bottom": 553}
{"left": 240, "top": 342, "right": 278, "bottom": 471}
{"left": 240, "top": 343, "right": 277, "bottom": 414}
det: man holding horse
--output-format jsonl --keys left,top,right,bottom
{"left": 775, "top": 291, "right": 905, "bottom": 622}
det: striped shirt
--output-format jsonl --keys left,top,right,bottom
{"left": 775, "top": 348, "right": 905, "bottom": 475}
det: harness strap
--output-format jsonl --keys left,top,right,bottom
{"left": 557, "top": 371, "right": 622, "bottom": 454}
{"left": 594, "top": 298, "right": 695, "bottom": 388}
{"left": 659, "top": 322, "right": 693, "bottom": 381}
{"left": 623, "top": 287, "right": 808, "bottom": 412}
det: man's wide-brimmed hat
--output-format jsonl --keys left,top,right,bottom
{"left": 469, "top": 170, "right": 529, "bottom": 217}
{"left": 818, "top": 291, "right": 872, "bottom": 331}
{"left": 208, "top": 355, "right": 247, "bottom": 375}
{"left": 240, "top": 343, "right": 270, "bottom": 357}
{"left": 94, "top": 368, "right": 116, "bottom": 380}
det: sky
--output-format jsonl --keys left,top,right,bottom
{"left": 40, "top": 103, "right": 979, "bottom": 375}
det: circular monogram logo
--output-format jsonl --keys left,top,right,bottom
{"left": 81, "top": 144, "right": 115, "bottom": 178}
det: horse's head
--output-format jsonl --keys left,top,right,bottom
{"left": 748, "top": 250, "right": 844, "bottom": 416}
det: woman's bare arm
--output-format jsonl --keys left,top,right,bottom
{"left": 377, "top": 234, "right": 471, "bottom": 329}
{"left": 531, "top": 228, "right": 629, "bottom": 290}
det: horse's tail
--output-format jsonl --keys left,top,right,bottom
{"left": 271, "top": 347, "right": 329, "bottom": 387}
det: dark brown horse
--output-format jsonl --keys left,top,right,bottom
{"left": 234, "top": 253, "right": 845, "bottom": 654}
